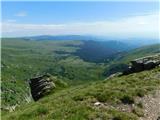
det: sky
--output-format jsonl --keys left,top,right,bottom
{"left": 1, "top": 1, "right": 159, "bottom": 39}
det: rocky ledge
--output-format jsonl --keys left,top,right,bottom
{"left": 123, "top": 54, "right": 160, "bottom": 75}
{"left": 29, "top": 74, "right": 55, "bottom": 101}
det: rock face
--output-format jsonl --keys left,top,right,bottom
{"left": 123, "top": 54, "right": 160, "bottom": 75}
{"left": 29, "top": 74, "right": 55, "bottom": 101}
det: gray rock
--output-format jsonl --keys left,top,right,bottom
{"left": 143, "top": 60, "right": 157, "bottom": 70}
{"left": 123, "top": 54, "right": 160, "bottom": 75}
{"left": 29, "top": 74, "right": 55, "bottom": 101}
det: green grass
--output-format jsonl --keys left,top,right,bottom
{"left": 103, "top": 44, "right": 160, "bottom": 76}
{"left": 1, "top": 38, "right": 106, "bottom": 106}
{"left": 2, "top": 67, "right": 160, "bottom": 120}
{"left": 118, "top": 44, "right": 160, "bottom": 63}
{"left": 2, "top": 37, "right": 160, "bottom": 119}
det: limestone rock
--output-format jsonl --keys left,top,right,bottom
{"left": 29, "top": 74, "right": 55, "bottom": 101}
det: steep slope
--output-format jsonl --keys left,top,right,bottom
{"left": 1, "top": 38, "right": 105, "bottom": 107}
{"left": 103, "top": 44, "right": 160, "bottom": 76}
{"left": 2, "top": 38, "right": 137, "bottom": 107}
{"left": 118, "top": 44, "right": 160, "bottom": 63}
{"left": 2, "top": 67, "right": 160, "bottom": 120}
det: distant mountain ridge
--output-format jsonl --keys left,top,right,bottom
{"left": 23, "top": 35, "right": 98, "bottom": 41}
{"left": 22, "top": 35, "right": 160, "bottom": 49}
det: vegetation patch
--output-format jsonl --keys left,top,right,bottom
{"left": 2, "top": 67, "right": 159, "bottom": 120}
{"left": 120, "top": 95, "right": 134, "bottom": 104}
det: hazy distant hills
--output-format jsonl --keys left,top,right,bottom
{"left": 23, "top": 35, "right": 97, "bottom": 41}
{"left": 23, "top": 35, "right": 159, "bottom": 47}
{"left": 22, "top": 35, "right": 158, "bottom": 62}
{"left": 71, "top": 40, "right": 134, "bottom": 62}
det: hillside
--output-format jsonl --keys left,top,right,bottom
{"left": 2, "top": 38, "right": 134, "bottom": 107}
{"left": 103, "top": 44, "right": 160, "bottom": 76}
{"left": 118, "top": 44, "right": 160, "bottom": 63}
{"left": 1, "top": 38, "right": 160, "bottom": 111}
{"left": 73, "top": 40, "right": 133, "bottom": 62}
{"left": 1, "top": 38, "right": 105, "bottom": 107}
{"left": 2, "top": 66, "right": 160, "bottom": 120}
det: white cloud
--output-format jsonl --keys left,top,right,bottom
{"left": 15, "top": 12, "right": 27, "bottom": 17}
{"left": 1, "top": 13, "right": 159, "bottom": 39}
{"left": 5, "top": 19, "right": 17, "bottom": 23}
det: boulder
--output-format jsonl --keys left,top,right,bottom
{"left": 123, "top": 54, "right": 160, "bottom": 75}
{"left": 131, "top": 60, "right": 144, "bottom": 72}
{"left": 29, "top": 74, "right": 55, "bottom": 101}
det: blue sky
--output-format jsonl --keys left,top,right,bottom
{"left": 1, "top": 1, "right": 159, "bottom": 39}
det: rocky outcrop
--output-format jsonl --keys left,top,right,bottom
{"left": 29, "top": 74, "right": 55, "bottom": 101}
{"left": 123, "top": 54, "right": 160, "bottom": 75}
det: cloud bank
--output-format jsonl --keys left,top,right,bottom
{"left": 1, "top": 13, "right": 159, "bottom": 39}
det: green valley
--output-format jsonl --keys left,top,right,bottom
{"left": 1, "top": 38, "right": 160, "bottom": 120}
{"left": 2, "top": 1, "right": 159, "bottom": 120}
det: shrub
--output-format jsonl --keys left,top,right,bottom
{"left": 136, "top": 89, "right": 146, "bottom": 97}
{"left": 120, "top": 95, "right": 134, "bottom": 104}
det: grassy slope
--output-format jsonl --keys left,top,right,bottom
{"left": 2, "top": 38, "right": 159, "bottom": 109}
{"left": 2, "top": 67, "right": 160, "bottom": 120}
{"left": 2, "top": 38, "right": 107, "bottom": 82}
{"left": 1, "top": 38, "right": 105, "bottom": 106}
{"left": 118, "top": 44, "right": 160, "bottom": 63}
{"left": 103, "top": 44, "right": 160, "bottom": 76}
